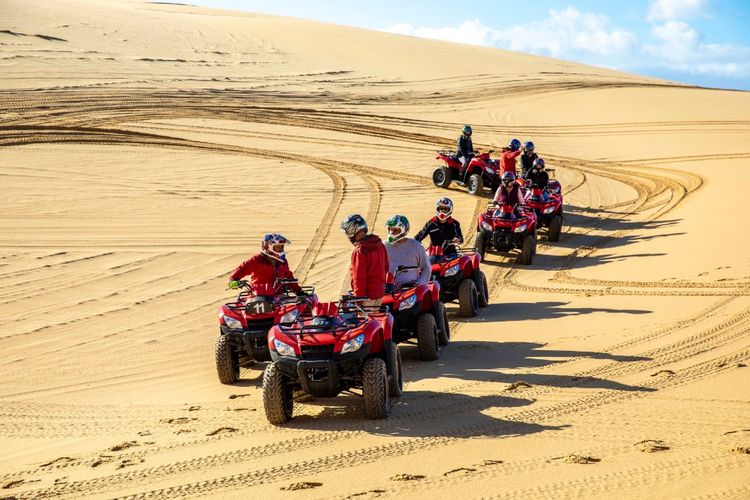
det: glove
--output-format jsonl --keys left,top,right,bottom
{"left": 228, "top": 280, "right": 240, "bottom": 289}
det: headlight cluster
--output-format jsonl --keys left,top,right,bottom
{"left": 445, "top": 264, "right": 460, "bottom": 277}
{"left": 398, "top": 294, "right": 417, "bottom": 311}
{"left": 279, "top": 309, "right": 299, "bottom": 325}
{"left": 544, "top": 206, "right": 555, "bottom": 214}
{"left": 222, "top": 315, "right": 243, "bottom": 330}
{"left": 480, "top": 220, "right": 493, "bottom": 232}
{"left": 341, "top": 333, "right": 365, "bottom": 354}
{"left": 273, "top": 339, "right": 296, "bottom": 357}
{"left": 513, "top": 224, "right": 527, "bottom": 233}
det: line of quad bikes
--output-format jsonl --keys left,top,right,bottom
{"left": 216, "top": 149, "right": 564, "bottom": 424}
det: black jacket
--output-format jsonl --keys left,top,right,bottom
{"left": 520, "top": 152, "right": 538, "bottom": 175}
{"left": 525, "top": 168, "right": 549, "bottom": 189}
{"left": 415, "top": 217, "right": 464, "bottom": 247}
{"left": 456, "top": 135, "right": 473, "bottom": 159}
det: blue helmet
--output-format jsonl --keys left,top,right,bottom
{"left": 533, "top": 158, "right": 545, "bottom": 169}
{"left": 524, "top": 141, "right": 535, "bottom": 152}
{"left": 509, "top": 139, "right": 521, "bottom": 151}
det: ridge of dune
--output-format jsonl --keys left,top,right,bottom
{"left": 0, "top": 0, "right": 748, "bottom": 498}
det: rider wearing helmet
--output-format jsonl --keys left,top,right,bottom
{"left": 493, "top": 171, "right": 525, "bottom": 209}
{"left": 228, "top": 233, "right": 302, "bottom": 294}
{"left": 500, "top": 138, "right": 523, "bottom": 175}
{"left": 525, "top": 157, "right": 549, "bottom": 190}
{"left": 520, "top": 141, "right": 538, "bottom": 177}
{"left": 384, "top": 215, "right": 432, "bottom": 288}
{"left": 340, "top": 214, "right": 389, "bottom": 304}
{"left": 456, "top": 125, "right": 475, "bottom": 183}
{"left": 415, "top": 197, "right": 464, "bottom": 255}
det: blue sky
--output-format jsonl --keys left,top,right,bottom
{"left": 189, "top": 0, "right": 750, "bottom": 90}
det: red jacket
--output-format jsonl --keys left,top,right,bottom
{"left": 229, "top": 253, "right": 300, "bottom": 293}
{"left": 501, "top": 149, "right": 522, "bottom": 174}
{"left": 350, "top": 234, "right": 389, "bottom": 300}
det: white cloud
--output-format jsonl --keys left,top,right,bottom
{"left": 647, "top": 0, "right": 708, "bottom": 21}
{"left": 384, "top": 8, "right": 637, "bottom": 59}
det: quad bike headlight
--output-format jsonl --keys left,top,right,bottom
{"left": 513, "top": 224, "right": 527, "bottom": 233}
{"left": 273, "top": 339, "right": 296, "bottom": 357}
{"left": 222, "top": 315, "right": 243, "bottom": 330}
{"left": 341, "top": 333, "right": 365, "bottom": 354}
{"left": 480, "top": 220, "right": 493, "bottom": 232}
{"left": 398, "top": 294, "right": 418, "bottom": 311}
{"left": 279, "top": 309, "right": 299, "bottom": 325}
{"left": 544, "top": 206, "right": 555, "bottom": 214}
{"left": 445, "top": 264, "right": 461, "bottom": 277}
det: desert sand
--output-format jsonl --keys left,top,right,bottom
{"left": 1, "top": 0, "right": 749, "bottom": 498}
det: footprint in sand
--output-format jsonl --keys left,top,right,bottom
{"left": 187, "top": 405, "right": 201, "bottom": 411}
{"left": 477, "top": 459, "right": 504, "bottom": 466}
{"left": 505, "top": 381, "right": 532, "bottom": 392}
{"left": 110, "top": 441, "right": 139, "bottom": 452}
{"left": 161, "top": 417, "right": 197, "bottom": 424}
{"left": 634, "top": 440, "right": 670, "bottom": 452}
{"left": 39, "top": 457, "right": 75, "bottom": 467}
{"left": 443, "top": 467, "right": 476, "bottom": 476}
{"left": 346, "top": 490, "right": 387, "bottom": 498}
{"left": 117, "top": 457, "right": 144, "bottom": 469}
{"left": 650, "top": 369, "right": 675, "bottom": 377}
{"left": 389, "top": 474, "right": 426, "bottom": 481}
{"left": 731, "top": 447, "right": 750, "bottom": 454}
{"left": 90, "top": 455, "right": 115, "bottom": 468}
{"left": 3, "top": 478, "right": 40, "bottom": 489}
{"left": 280, "top": 481, "right": 322, "bottom": 491}
{"left": 206, "top": 427, "right": 238, "bottom": 436}
{"left": 550, "top": 454, "right": 601, "bottom": 464}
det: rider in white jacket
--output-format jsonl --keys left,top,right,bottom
{"left": 384, "top": 215, "right": 432, "bottom": 287}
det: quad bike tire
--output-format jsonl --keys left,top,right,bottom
{"left": 434, "top": 300, "right": 450, "bottom": 346}
{"left": 467, "top": 173, "right": 484, "bottom": 196}
{"left": 387, "top": 342, "right": 403, "bottom": 398}
{"left": 215, "top": 334, "right": 238, "bottom": 384}
{"left": 473, "top": 270, "right": 489, "bottom": 307}
{"left": 416, "top": 313, "right": 440, "bottom": 361}
{"left": 458, "top": 278, "right": 479, "bottom": 317}
{"left": 432, "top": 167, "right": 451, "bottom": 188}
{"left": 519, "top": 234, "right": 534, "bottom": 265}
{"left": 362, "top": 358, "right": 390, "bottom": 419}
{"left": 548, "top": 214, "right": 562, "bottom": 242}
{"left": 262, "top": 362, "right": 293, "bottom": 425}
{"left": 474, "top": 232, "right": 487, "bottom": 260}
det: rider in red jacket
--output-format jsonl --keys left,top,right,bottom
{"left": 340, "top": 214, "right": 389, "bottom": 303}
{"left": 228, "top": 233, "right": 302, "bottom": 294}
{"left": 500, "top": 138, "right": 523, "bottom": 175}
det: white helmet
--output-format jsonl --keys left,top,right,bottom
{"left": 261, "top": 233, "right": 290, "bottom": 262}
{"left": 436, "top": 197, "right": 454, "bottom": 221}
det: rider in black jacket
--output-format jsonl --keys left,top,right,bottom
{"left": 415, "top": 197, "right": 464, "bottom": 255}
{"left": 520, "top": 141, "right": 538, "bottom": 177}
{"left": 456, "top": 125, "right": 474, "bottom": 182}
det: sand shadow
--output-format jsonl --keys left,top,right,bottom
{"left": 481, "top": 301, "right": 651, "bottom": 322}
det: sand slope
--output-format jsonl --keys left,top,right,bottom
{"left": 1, "top": 1, "right": 749, "bottom": 498}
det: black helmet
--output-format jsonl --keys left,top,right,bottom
{"left": 462, "top": 124, "right": 472, "bottom": 135}
{"left": 340, "top": 214, "right": 368, "bottom": 243}
{"left": 501, "top": 171, "right": 516, "bottom": 185}
{"left": 524, "top": 141, "right": 535, "bottom": 152}
{"left": 533, "top": 158, "right": 545, "bottom": 169}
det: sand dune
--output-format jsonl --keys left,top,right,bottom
{"left": 1, "top": 0, "right": 749, "bottom": 498}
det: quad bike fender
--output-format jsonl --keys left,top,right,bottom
{"left": 219, "top": 305, "right": 247, "bottom": 329}
{"left": 416, "top": 282, "right": 441, "bottom": 310}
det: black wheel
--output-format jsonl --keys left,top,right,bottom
{"left": 474, "top": 232, "right": 487, "bottom": 260}
{"left": 434, "top": 300, "right": 450, "bottom": 346}
{"left": 458, "top": 278, "right": 479, "bottom": 317}
{"left": 215, "top": 334, "right": 238, "bottom": 384}
{"left": 387, "top": 342, "right": 403, "bottom": 398}
{"left": 473, "top": 270, "right": 489, "bottom": 307}
{"left": 416, "top": 313, "right": 440, "bottom": 361}
{"left": 548, "top": 214, "right": 562, "bottom": 242}
{"left": 532, "top": 230, "right": 538, "bottom": 255}
{"left": 433, "top": 167, "right": 451, "bottom": 188}
{"left": 519, "top": 234, "right": 534, "bottom": 265}
{"left": 262, "top": 362, "right": 293, "bottom": 425}
{"left": 362, "top": 358, "right": 390, "bottom": 419}
{"left": 467, "top": 173, "right": 484, "bottom": 196}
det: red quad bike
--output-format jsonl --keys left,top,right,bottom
{"left": 475, "top": 203, "right": 538, "bottom": 265}
{"left": 262, "top": 296, "right": 402, "bottom": 424}
{"left": 216, "top": 278, "right": 317, "bottom": 384}
{"left": 381, "top": 265, "right": 447, "bottom": 361}
{"left": 433, "top": 150, "right": 501, "bottom": 196}
{"left": 521, "top": 178, "right": 564, "bottom": 242}
{"left": 429, "top": 242, "right": 489, "bottom": 318}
